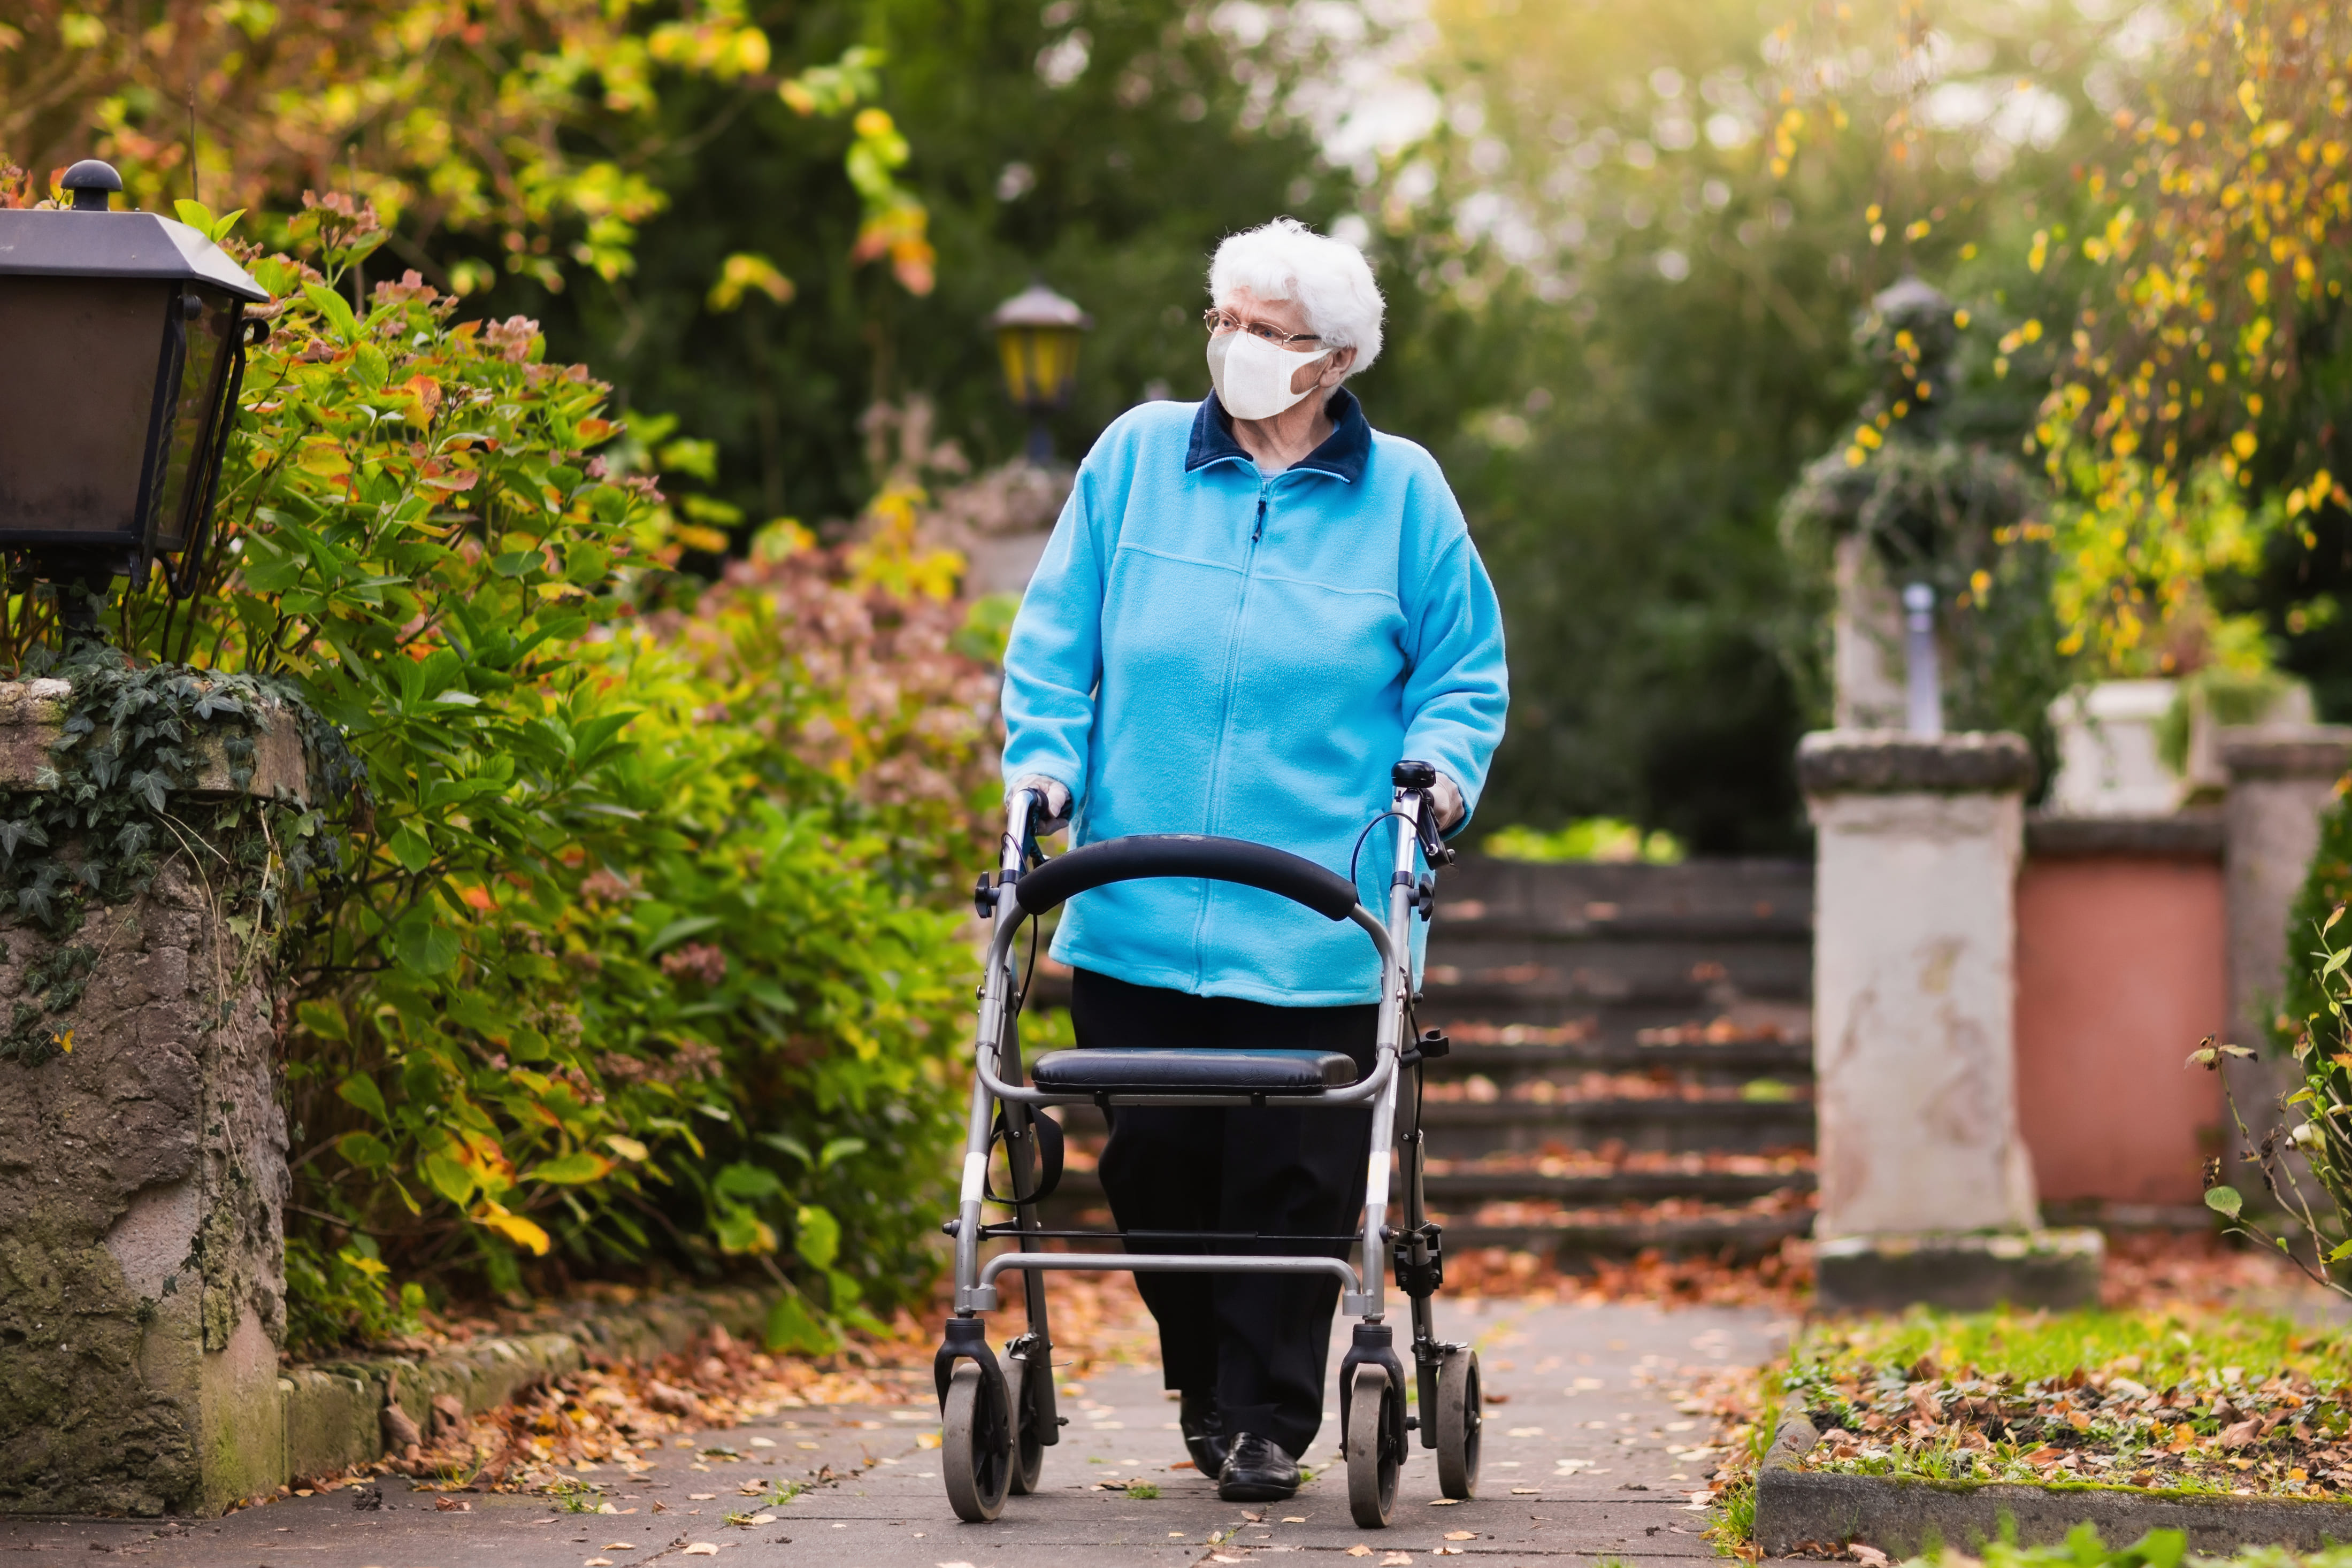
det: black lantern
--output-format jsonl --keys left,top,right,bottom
{"left": 0, "top": 158, "right": 269, "bottom": 625}
{"left": 987, "top": 282, "right": 1091, "bottom": 463}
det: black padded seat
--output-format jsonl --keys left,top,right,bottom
{"left": 1030, "top": 1048, "right": 1358, "bottom": 1095}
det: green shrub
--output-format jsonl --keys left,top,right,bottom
{"left": 0, "top": 199, "right": 992, "bottom": 1350}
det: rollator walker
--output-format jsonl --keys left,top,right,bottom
{"left": 932, "top": 760, "right": 1482, "bottom": 1527}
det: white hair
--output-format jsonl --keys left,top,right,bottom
{"left": 1208, "top": 217, "right": 1384, "bottom": 375}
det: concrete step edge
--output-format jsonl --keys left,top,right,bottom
{"left": 277, "top": 1287, "right": 769, "bottom": 1487}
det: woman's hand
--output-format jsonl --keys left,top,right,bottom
{"left": 1009, "top": 774, "right": 1072, "bottom": 836}
{"left": 1431, "top": 773, "right": 1466, "bottom": 833}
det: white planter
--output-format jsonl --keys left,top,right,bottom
{"left": 2047, "top": 680, "right": 2180, "bottom": 817}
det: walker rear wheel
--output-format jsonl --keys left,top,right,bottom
{"left": 1006, "top": 1351, "right": 1046, "bottom": 1496}
{"left": 1344, "top": 1362, "right": 1400, "bottom": 1528}
{"left": 942, "top": 1361, "right": 1013, "bottom": 1523}
{"left": 1435, "top": 1346, "right": 1481, "bottom": 1499}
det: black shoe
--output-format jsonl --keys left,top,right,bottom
{"left": 1217, "top": 1432, "right": 1300, "bottom": 1502}
{"left": 1179, "top": 1392, "right": 1230, "bottom": 1475}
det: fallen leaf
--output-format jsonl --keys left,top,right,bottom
{"left": 1381, "top": 1554, "right": 1414, "bottom": 1565}
{"left": 795, "top": 1441, "right": 821, "bottom": 1450}
{"left": 1436, "top": 1551, "right": 1465, "bottom": 1558}
{"left": 689, "top": 1494, "right": 718, "bottom": 1501}
{"left": 1445, "top": 1531, "right": 1476, "bottom": 1541}
{"left": 595, "top": 1501, "right": 618, "bottom": 1514}
{"left": 603, "top": 1544, "right": 635, "bottom": 1551}
{"left": 433, "top": 1496, "right": 471, "bottom": 1512}
{"left": 1213, "top": 1558, "right": 1246, "bottom": 1565}
{"left": 1427, "top": 1497, "right": 1461, "bottom": 1505}
{"left": 1173, "top": 1461, "right": 1197, "bottom": 1471}
{"left": 750, "top": 1438, "right": 776, "bottom": 1448}
{"left": 1850, "top": 1548, "right": 1889, "bottom": 1568}
{"left": 1283, "top": 1517, "right": 1308, "bottom": 1524}
{"left": 585, "top": 1560, "right": 612, "bottom": 1567}
{"left": 2022, "top": 1447, "right": 2064, "bottom": 1466}
{"left": 2221, "top": 1420, "right": 2259, "bottom": 1449}
{"left": 1348, "top": 1546, "right": 1374, "bottom": 1557}
{"left": 1510, "top": 1487, "right": 1541, "bottom": 1495}
{"left": 916, "top": 1432, "right": 943, "bottom": 1450}
{"left": 682, "top": 1547, "right": 719, "bottom": 1558}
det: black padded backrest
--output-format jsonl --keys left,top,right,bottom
{"left": 1011, "top": 834, "right": 1360, "bottom": 921}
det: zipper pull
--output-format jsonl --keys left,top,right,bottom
{"left": 1253, "top": 492, "right": 1268, "bottom": 543}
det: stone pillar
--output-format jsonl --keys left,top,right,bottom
{"left": 0, "top": 677, "right": 309, "bottom": 1516}
{"left": 1800, "top": 730, "right": 2101, "bottom": 1310}
{"left": 2218, "top": 726, "right": 2352, "bottom": 1160}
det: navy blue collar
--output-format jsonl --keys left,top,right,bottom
{"left": 1184, "top": 388, "right": 1370, "bottom": 483}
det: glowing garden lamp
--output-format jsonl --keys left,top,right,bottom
{"left": 988, "top": 281, "right": 1091, "bottom": 463}
{"left": 0, "top": 158, "right": 270, "bottom": 634}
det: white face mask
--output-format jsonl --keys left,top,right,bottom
{"left": 1208, "top": 330, "right": 1334, "bottom": 421}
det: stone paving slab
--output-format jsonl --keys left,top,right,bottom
{"left": 0, "top": 1298, "right": 1792, "bottom": 1566}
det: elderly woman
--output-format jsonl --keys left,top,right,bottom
{"left": 999, "top": 218, "right": 1508, "bottom": 1504}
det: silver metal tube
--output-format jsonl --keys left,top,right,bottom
{"left": 1003, "top": 789, "right": 1035, "bottom": 878}
{"left": 980, "top": 1251, "right": 1361, "bottom": 1289}
{"left": 1352, "top": 788, "right": 1423, "bottom": 1323}
{"left": 1904, "top": 582, "right": 1942, "bottom": 737}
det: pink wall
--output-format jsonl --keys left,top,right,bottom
{"left": 2014, "top": 855, "right": 2226, "bottom": 1205}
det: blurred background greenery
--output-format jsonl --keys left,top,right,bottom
{"left": 10, "top": 0, "right": 2351, "bottom": 855}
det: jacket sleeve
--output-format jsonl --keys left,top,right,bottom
{"left": 1399, "top": 490, "right": 1510, "bottom": 835}
{"left": 999, "top": 467, "right": 1107, "bottom": 810}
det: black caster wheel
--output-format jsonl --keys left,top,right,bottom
{"left": 941, "top": 1360, "right": 1013, "bottom": 1522}
{"left": 1006, "top": 1349, "right": 1046, "bottom": 1496}
{"left": 1345, "top": 1361, "right": 1400, "bottom": 1528}
{"left": 1435, "top": 1346, "right": 1482, "bottom": 1498}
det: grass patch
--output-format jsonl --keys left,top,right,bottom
{"left": 1779, "top": 1306, "right": 2352, "bottom": 1501}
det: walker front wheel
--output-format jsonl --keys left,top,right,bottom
{"left": 942, "top": 1361, "right": 1013, "bottom": 1523}
{"left": 1005, "top": 1350, "right": 1046, "bottom": 1496}
{"left": 1435, "top": 1346, "right": 1482, "bottom": 1499}
{"left": 1344, "top": 1362, "right": 1400, "bottom": 1528}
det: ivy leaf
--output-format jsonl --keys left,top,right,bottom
{"left": 2205, "top": 1185, "right": 2244, "bottom": 1219}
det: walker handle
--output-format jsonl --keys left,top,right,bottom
{"left": 1008, "top": 834, "right": 1360, "bottom": 921}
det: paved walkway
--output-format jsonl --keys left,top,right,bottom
{"left": 0, "top": 1300, "right": 1791, "bottom": 1566}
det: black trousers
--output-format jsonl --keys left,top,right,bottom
{"left": 1072, "top": 967, "right": 1377, "bottom": 1459}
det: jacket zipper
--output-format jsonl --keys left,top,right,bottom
{"left": 1190, "top": 472, "right": 1273, "bottom": 983}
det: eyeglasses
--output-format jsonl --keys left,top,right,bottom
{"left": 1203, "top": 308, "right": 1324, "bottom": 349}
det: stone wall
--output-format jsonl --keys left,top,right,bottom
{"left": 0, "top": 855, "right": 288, "bottom": 1516}
{"left": 0, "top": 677, "right": 307, "bottom": 1517}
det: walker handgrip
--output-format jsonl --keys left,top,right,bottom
{"left": 1009, "top": 834, "right": 1360, "bottom": 921}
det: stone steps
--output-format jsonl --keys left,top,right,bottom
{"left": 1021, "top": 854, "right": 1817, "bottom": 1262}
{"left": 1408, "top": 856, "right": 1812, "bottom": 1258}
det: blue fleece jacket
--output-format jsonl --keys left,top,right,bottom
{"left": 999, "top": 389, "right": 1510, "bottom": 1006}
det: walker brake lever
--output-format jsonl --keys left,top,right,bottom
{"left": 1414, "top": 794, "right": 1457, "bottom": 868}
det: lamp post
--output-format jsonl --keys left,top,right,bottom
{"left": 0, "top": 158, "right": 270, "bottom": 636}
{"left": 988, "top": 281, "right": 1091, "bottom": 464}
